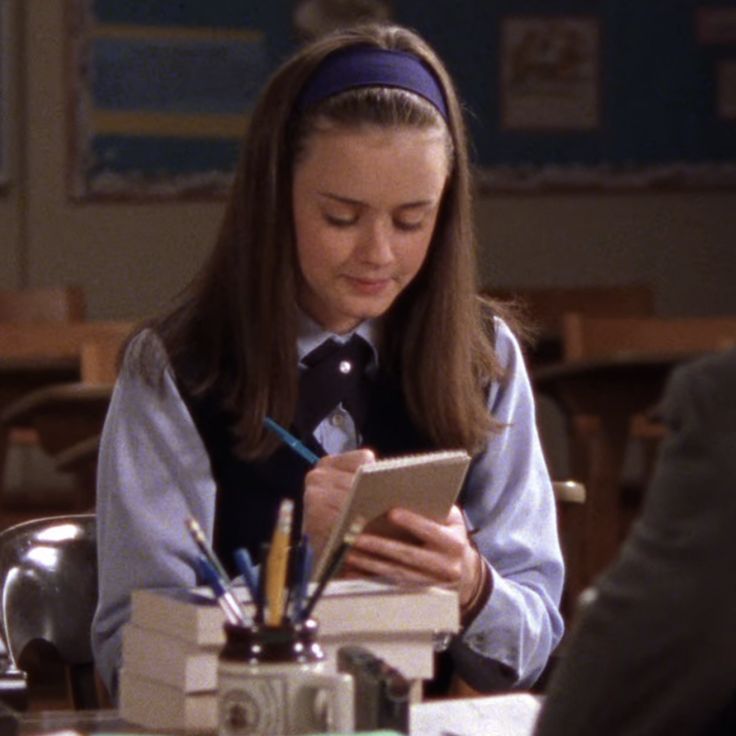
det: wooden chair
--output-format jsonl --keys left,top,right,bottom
{"left": 562, "top": 311, "right": 736, "bottom": 475}
{"left": 0, "top": 287, "right": 87, "bottom": 444}
{"left": 447, "top": 480, "right": 585, "bottom": 699}
{"left": 546, "top": 314, "right": 736, "bottom": 587}
{"left": 0, "top": 326, "right": 132, "bottom": 513}
{"left": 550, "top": 481, "right": 586, "bottom": 624}
{"left": 50, "top": 334, "right": 127, "bottom": 503}
{"left": 0, "top": 288, "right": 90, "bottom": 525}
{"left": 562, "top": 313, "right": 736, "bottom": 360}
{"left": 0, "top": 286, "right": 85, "bottom": 324}
{"left": 484, "top": 284, "right": 655, "bottom": 366}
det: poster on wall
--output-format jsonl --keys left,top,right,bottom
{"left": 499, "top": 16, "right": 600, "bottom": 132}
{"left": 67, "top": 0, "right": 271, "bottom": 201}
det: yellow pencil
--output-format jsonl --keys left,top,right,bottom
{"left": 265, "top": 498, "right": 294, "bottom": 626}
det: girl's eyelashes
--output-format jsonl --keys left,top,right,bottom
{"left": 324, "top": 212, "right": 358, "bottom": 227}
{"left": 394, "top": 219, "right": 424, "bottom": 232}
{"left": 322, "top": 209, "right": 430, "bottom": 231}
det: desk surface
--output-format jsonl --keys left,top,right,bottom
{"left": 15, "top": 696, "right": 543, "bottom": 736}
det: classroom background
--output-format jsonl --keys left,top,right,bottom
{"left": 2, "top": 0, "right": 736, "bottom": 321}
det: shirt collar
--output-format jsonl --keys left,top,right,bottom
{"left": 296, "top": 309, "right": 380, "bottom": 368}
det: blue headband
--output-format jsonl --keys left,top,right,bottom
{"left": 296, "top": 46, "right": 449, "bottom": 122}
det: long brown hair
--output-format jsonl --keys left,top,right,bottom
{"left": 148, "top": 23, "right": 504, "bottom": 458}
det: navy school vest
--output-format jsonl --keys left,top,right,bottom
{"left": 172, "top": 360, "right": 435, "bottom": 577}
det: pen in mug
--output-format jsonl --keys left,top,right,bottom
{"left": 263, "top": 417, "right": 320, "bottom": 466}
{"left": 255, "top": 541, "right": 270, "bottom": 623}
{"left": 195, "top": 554, "right": 247, "bottom": 626}
{"left": 301, "top": 515, "right": 366, "bottom": 622}
{"left": 186, "top": 516, "right": 232, "bottom": 586}
{"left": 290, "top": 535, "right": 314, "bottom": 623}
{"left": 233, "top": 547, "right": 260, "bottom": 606}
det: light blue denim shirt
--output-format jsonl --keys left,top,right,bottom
{"left": 92, "top": 316, "right": 564, "bottom": 696}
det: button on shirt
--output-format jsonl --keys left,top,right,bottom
{"left": 296, "top": 313, "right": 379, "bottom": 454}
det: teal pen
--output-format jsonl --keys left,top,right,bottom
{"left": 264, "top": 417, "right": 320, "bottom": 465}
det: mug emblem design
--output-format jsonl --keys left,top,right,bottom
{"left": 219, "top": 679, "right": 285, "bottom": 735}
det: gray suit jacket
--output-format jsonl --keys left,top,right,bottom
{"left": 534, "top": 348, "right": 736, "bottom": 736}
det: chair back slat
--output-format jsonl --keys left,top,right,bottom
{"left": 486, "top": 284, "right": 655, "bottom": 336}
{"left": 0, "top": 321, "right": 134, "bottom": 361}
{"left": 563, "top": 314, "right": 736, "bottom": 361}
{"left": 80, "top": 334, "right": 128, "bottom": 385}
{"left": 0, "top": 286, "right": 86, "bottom": 323}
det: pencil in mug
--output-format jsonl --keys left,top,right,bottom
{"left": 265, "top": 498, "right": 294, "bottom": 626}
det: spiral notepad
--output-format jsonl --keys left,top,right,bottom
{"left": 312, "top": 449, "right": 471, "bottom": 581}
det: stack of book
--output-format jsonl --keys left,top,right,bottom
{"left": 119, "top": 579, "right": 459, "bottom": 731}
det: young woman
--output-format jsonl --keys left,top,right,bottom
{"left": 92, "top": 23, "right": 564, "bottom": 699}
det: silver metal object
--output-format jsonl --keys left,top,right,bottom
{"left": 0, "top": 514, "right": 97, "bottom": 708}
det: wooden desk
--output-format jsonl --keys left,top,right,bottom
{"left": 0, "top": 322, "right": 132, "bottom": 510}
{"left": 2, "top": 384, "right": 113, "bottom": 457}
{"left": 0, "top": 321, "right": 132, "bottom": 415}
{"left": 0, "top": 384, "right": 113, "bottom": 509}
{"left": 533, "top": 354, "right": 687, "bottom": 596}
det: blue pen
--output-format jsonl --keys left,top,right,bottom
{"left": 233, "top": 547, "right": 260, "bottom": 605}
{"left": 195, "top": 554, "right": 247, "bottom": 626}
{"left": 264, "top": 416, "right": 320, "bottom": 465}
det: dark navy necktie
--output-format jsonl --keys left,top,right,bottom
{"left": 294, "top": 334, "right": 374, "bottom": 436}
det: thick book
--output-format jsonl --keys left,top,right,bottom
{"left": 122, "top": 622, "right": 219, "bottom": 692}
{"left": 119, "top": 669, "right": 216, "bottom": 732}
{"left": 312, "top": 449, "right": 471, "bottom": 581}
{"left": 130, "top": 579, "right": 459, "bottom": 648}
{"left": 122, "top": 610, "right": 443, "bottom": 693}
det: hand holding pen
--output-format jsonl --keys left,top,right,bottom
{"left": 264, "top": 417, "right": 320, "bottom": 465}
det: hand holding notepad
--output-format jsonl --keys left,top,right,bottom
{"left": 311, "top": 449, "right": 471, "bottom": 581}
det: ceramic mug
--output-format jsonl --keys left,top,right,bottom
{"left": 217, "top": 620, "right": 354, "bottom": 736}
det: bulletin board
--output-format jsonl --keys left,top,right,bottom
{"left": 67, "top": 1, "right": 288, "bottom": 200}
{"left": 67, "top": 0, "right": 736, "bottom": 200}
